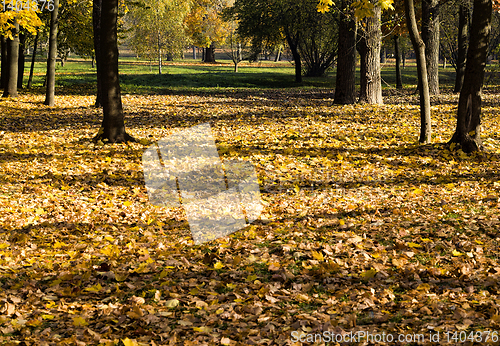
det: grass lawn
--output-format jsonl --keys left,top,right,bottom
{"left": 0, "top": 57, "right": 500, "bottom": 345}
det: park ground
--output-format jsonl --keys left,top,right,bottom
{"left": 0, "top": 57, "right": 500, "bottom": 345}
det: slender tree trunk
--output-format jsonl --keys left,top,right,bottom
{"left": 192, "top": 45, "right": 196, "bottom": 59}
{"left": 449, "top": 0, "right": 491, "bottom": 153}
{"left": 93, "top": 0, "right": 102, "bottom": 107}
{"left": 274, "top": 46, "right": 281, "bottom": 62}
{"left": 158, "top": 48, "right": 162, "bottom": 74}
{"left": 2, "top": 20, "right": 19, "bottom": 98}
{"left": 394, "top": 35, "right": 403, "bottom": 89}
{"left": 334, "top": 0, "right": 356, "bottom": 104}
{"left": 1, "top": 36, "right": 7, "bottom": 90}
{"left": 422, "top": 0, "right": 440, "bottom": 95}
{"left": 17, "top": 31, "right": 26, "bottom": 89}
{"left": 454, "top": 2, "right": 470, "bottom": 93}
{"left": 405, "top": 0, "right": 432, "bottom": 143}
{"left": 381, "top": 46, "right": 387, "bottom": 63}
{"left": 27, "top": 32, "right": 39, "bottom": 89}
{"left": 94, "top": 0, "right": 134, "bottom": 143}
{"left": 357, "top": 3, "right": 382, "bottom": 104}
{"left": 44, "top": 0, "right": 59, "bottom": 106}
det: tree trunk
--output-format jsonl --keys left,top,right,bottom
{"left": 93, "top": 0, "right": 102, "bottom": 107}
{"left": 334, "top": 0, "right": 356, "bottom": 104}
{"left": 405, "top": 0, "right": 432, "bottom": 143}
{"left": 1, "top": 36, "right": 7, "bottom": 90}
{"left": 44, "top": 0, "right": 59, "bottom": 106}
{"left": 204, "top": 44, "right": 216, "bottom": 63}
{"left": 454, "top": 2, "right": 469, "bottom": 93}
{"left": 394, "top": 35, "right": 403, "bottom": 89}
{"left": 17, "top": 31, "right": 26, "bottom": 89}
{"left": 192, "top": 46, "right": 196, "bottom": 60}
{"left": 381, "top": 46, "right": 387, "bottom": 63}
{"left": 357, "top": 4, "right": 382, "bottom": 104}
{"left": 2, "top": 20, "right": 19, "bottom": 98}
{"left": 274, "top": 46, "right": 281, "bottom": 62}
{"left": 449, "top": 0, "right": 491, "bottom": 153}
{"left": 422, "top": 0, "right": 440, "bottom": 95}
{"left": 27, "top": 32, "right": 39, "bottom": 89}
{"left": 94, "top": 0, "right": 134, "bottom": 143}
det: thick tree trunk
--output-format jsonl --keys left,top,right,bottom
{"left": 2, "top": 20, "right": 19, "bottom": 98}
{"left": 449, "top": 0, "right": 491, "bottom": 153}
{"left": 192, "top": 46, "right": 196, "bottom": 59}
{"left": 44, "top": 0, "right": 59, "bottom": 106}
{"left": 422, "top": 0, "right": 440, "bottom": 95}
{"left": 405, "top": 0, "right": 432, "bottom": 143}
{"left": 94, "top": 0, "right": 134, "bottom": 143}
{"left": 1, "top": 36, "right": 7, "bottom": 90}
{"left": 93, "top": 0, "right": 102, "bottom": 107}
{"left": 27, "top": 32, "right": 39, "bottom": 89}
{"left": 454, "top": 3, "right": 469, "bottom": 93}
{"left": 334, "top": 0, "right": 356, "bottom": 104}
{"left": 204, "top": 44, "right": 216, "bottom": 63}
{"left": 17, "top": 32, "right": 26, "bottom": 89}
{"left": 357, "top": 4, "right": 382, "bottom": 104}
{"left": 394, "top": 35, "right": 403, "bottom": 89}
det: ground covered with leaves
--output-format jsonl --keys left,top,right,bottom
{"left": 1, "top": 88, "right": 500, "bottom": 345}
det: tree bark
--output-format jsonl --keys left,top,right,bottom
{"left": 394, "top": 35, "right": 403, "bottom": 89}
{"left": 2, "top": 20, "right": 19, "bottom": 98}
{"left": 93, "top": 0, "right": 102, "bottom": 107}
{"left": 204, "top": 43, "right": 216, "bottom": 63}
{"left": 94, "top": 0, "right": 134, "bottom": 143}
{"left": 274, "top": 46, "right": 281, "bottom": 62}
{"left": 44, "top": 0, "right": 59, "bottom": 106}
{"left": 381, "top": 46, "right": 387, "bottom": 63}
{"left": 285, "top": 31, "right": 302, "bottom": 83}
{"left": 357, "top": 3, "right": 382, "bottom": 104}
{"left": 27, "top": 32, "right": 39, "bottom": 89}
{"left": 449, "top": 0, "right": 491, "bottom": 153}
{"left": 17, "top": 31, "right": 26, "bottom": 89}
{"left": 422, "top": 0, "right": 440, "bottom": 95}
{"left": 1, "top": 36, "right": 7, "bottom": 90}
{"left": 405, "top": 0, "right": 432, "bottom": 143}
{"left": 334, "top": 0, "right": 356, "bottom": 104}
{"left": 454, "top": 2, "right": 469, "bottom": 93}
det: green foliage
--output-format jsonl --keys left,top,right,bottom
{"left": 56, "top": 0, "right": 94, "bottom": 60}
{"left": 231, "top": 0, "right": 338, "bottom": 77}
{"left": 126, "top": 0, "right": 190, "bottom": 62}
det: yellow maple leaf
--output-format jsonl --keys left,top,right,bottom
{"left": 121, "top": 338, "right": 139, "bottom": 346}
{"left": 84, "top": 283, "right": 102, "bottom": 292}
{"left": 360, "top": 269, "right": 377, "bottom": 279}
{"left": 311, "top": 250, "right": 324, "bottom": 261}
{"left": 214, "top": 261, "right": 223, "bottom": 270}
{"left": 407, "top": 242, "right": 422, "bottom": 248}
{"left": 452, "top": 250, "right": 463, "bottom": 256}
{"left": 165, "top": 299, "right": 180, "bottom": 308}
{"left": 73, "top": 316, "right": 88, "bottom": 327}
{"left": 379, "top": 0, "right": 394, "bottom": 11}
